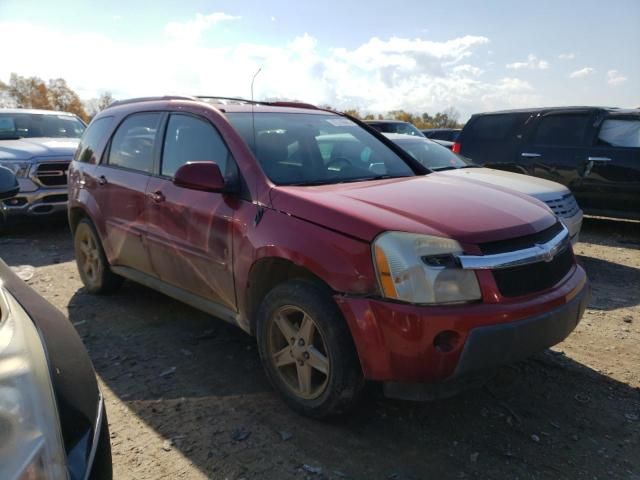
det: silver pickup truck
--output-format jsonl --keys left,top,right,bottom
{"left": 0, "top": 109, "right": 85, "bottom": 223}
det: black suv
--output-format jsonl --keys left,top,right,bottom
{"left": 455, "top": 107, "right": 640, "bottom": 220}
{"left": 422, "top": 128, "right": 461, "bottom": 142}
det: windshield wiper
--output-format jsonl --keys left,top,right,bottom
{"left": 285, "top": 180, "right": 337, "bottom": 186}
{"left": 285, "top": 175, "right": 404, "bottom": 186}
{"left": 340, "top": 174, "right": 399, "bottom": 183}
{"left": 0, "top": 135, "right": 23, "bottom": 140}
{"left": 431, "top": 166, "right": 460, "bottom": 172}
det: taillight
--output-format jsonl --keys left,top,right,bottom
{"left": 452, "top": 142, "right": 461, "bottom": 154}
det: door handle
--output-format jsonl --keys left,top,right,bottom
{"left": 521, "top": 152, "right": 541, "bottom": 158}
{"left": 587, "top": 156, "right": 611, "bottom": 163}
{"left": 97, "top": 175, "right": 107, "bottom": 186}
{"left": 149, "top": 191, "right": 165, "bottom": 203}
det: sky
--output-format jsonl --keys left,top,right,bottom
{"left": 0, "top": 0, "right": 638, "bottom": 120}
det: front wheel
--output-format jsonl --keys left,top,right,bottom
{"left": 256, "top": 279, "right": 364, "bottom": 418}
{"left": 74, "top": 218, "right": 123, "bottom": 294}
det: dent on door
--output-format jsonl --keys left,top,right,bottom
{"left": 145, "top": 178, "right": 238, "bottom": 311}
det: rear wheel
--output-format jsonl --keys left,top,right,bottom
{"left": 256, "top": 279, "right": 364, "bottom": 417}
{"left": 74, "top": 218, "right": 123, "bottom": 294}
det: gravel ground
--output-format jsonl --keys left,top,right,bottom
{"left": 1, "top": 216, "right": 639, "bottom": 480}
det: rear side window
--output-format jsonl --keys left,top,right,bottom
{"left": 532, "top": 114, "right": 590, "bottom": 147}
{"left": 75, "top": 116, "right": 113, "bottom": 163}
{"left": 108, "top": 113, "right": 162, "bottom": 173}
{"left": 465, "top": 114, "right": 526, "bottom": 140}
{"left": 161, "top": 114, "right": 233, "bottom": 178}
{"left": 597, "top": 118, "right": 640, "bottom": 148}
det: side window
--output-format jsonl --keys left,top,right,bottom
{"left": 162, "top": 114, "right": 233, "bottom": 178}
{"left": 597, "top": 118, "right": 640, "bottom": 148}
{"left": 108, "top": 113, "right": 162, "bottom": 173}
{"left": 468, "top": 114, "right": 527, "bottom": 140}
{"left": 75, "top": 116, "right": 113, "bottom": 164}
{"left": 532, "top": 114, "right": 590, "bottom": 147}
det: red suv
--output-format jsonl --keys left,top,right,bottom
{"left": 68, "top": 97, "right": 589, "bottom": 417}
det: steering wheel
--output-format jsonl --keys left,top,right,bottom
{"left": 326, "top": 157, "right": 354, "bottom": 171}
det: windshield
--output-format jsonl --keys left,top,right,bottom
{"left": 0, "top": 113, "right": 86, "bottom": 140}
{"left": 370, "top": 122, "right": 425, "bottom": 137}
{"left": 226, "top": 112, "right": 416, "bottom": 185}
{"left": 393, "top": 137, "right": 474, "bottom": 170}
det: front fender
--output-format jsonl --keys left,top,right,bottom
{"left": 233, "top": 206, "right": 378, "bottom": 328}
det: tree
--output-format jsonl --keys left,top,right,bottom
{"left": 5, "top": 73, "right": 52, "bottom": 110}
{"left": 47, "top": 78, "right": 89, "bottom": 121}
{"left": 342, "top": 108, "right": 361, "bottom": 119}
{"left": 1, "top": 73, "right": 90, "bottom": 121}
{"left": 97, "top": 92, "right": 114, "bottom": 111}
{"left": 0, "top": 80, "right": 16, "bottom": 107}
{"left": 85, "top": 92, "right": 115, "bottom": 119}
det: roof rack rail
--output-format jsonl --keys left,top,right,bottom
{"left": 107, "top": 95, "right": 197, "bottom": 109}
{"left": 195, "top": 96, "right": 262, "bottom": 105}
{"left": 195, "top": 96, "right": 320, "bottom": 110}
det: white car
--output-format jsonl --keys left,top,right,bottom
{"left": 385, "top": 133, "right": 583, "bottom": 243}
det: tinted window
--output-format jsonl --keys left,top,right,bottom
{"left": 227, "top": 113, "right": 416, "bottom": 185}
{"left": 532, "top": 114, "right": 590, "bottom": 147}
{"left": 108, "top": 113, "right": 162, "bottom": 173}
{"left": 597, "top": 118, "right": 640, "bottom": 148}
{"left": 428, "top": 130, "right": 460, "bottom": 141}
{"left": 466, "top": 114, "right": 528, "bottom": 140}
{"left": 0, "top": 113, "right": 85, "bottom": 139}
{"left": 162, "top": 114, "right": 233, "bottom": 178}
{"left": 369, "top": 122, "right": 424, "bottom": 137}
{"left": 75, "top": 116, "right": 113, "bottom": 163}
{"left": 394, "top": 138, "right": 469, "bottom": 170}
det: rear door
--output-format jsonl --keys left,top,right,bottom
{"left": 579, "top": 114, "right": 640, "bottom": 216}
{"left": 145, "top": 112, "right": 238, "bottom": 310}
{"left": 517, "top": 110, "right": 595, "bottom": 202}
{"left": 92, "top": 112, "right": 163, "bottom": 274}
{"left": 459, "top": 112, "right": 531, "bottom": 167}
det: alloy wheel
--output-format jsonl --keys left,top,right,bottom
{"left": 267, "top": 305, "right": 331, "bottom": 400}
{"left": 77, "top": 226, "right": 102, "bottom": 286}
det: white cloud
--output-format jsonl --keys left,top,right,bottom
{"left": 558, "top": 53, "right": 575, "bottom": 60}
{"left": 506, "top": 54, "right": 549, "bottom": 70}
{"left": 569, "top": 67, "right": 595, "bottom": 78}
{"left": 452, "top": 64, "right": 484, "bottom": 76}
{"left": 607, "top": 69, "right": 627, "bottom": 86}
{"left": 271, "top": 16, "right": 276, "bottom": 22}
{"left": 164, "top": 12, "right": 240, "bottom": 43}
{"left": 0, "top": 21, "right": 540, "bottom": 119}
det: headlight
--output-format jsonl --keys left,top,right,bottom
{"left": 0, "top": 161, "right": 31, "bottom": 178}
{"left": 0, "top": 286, "right": 68, "bottom": 480}
{"left": 373, "top": 232, "right": 481, "bottom": 304}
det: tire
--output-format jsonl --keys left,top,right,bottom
{"left": 74, "top": 218, "right": 123, "bottom": 294}
{"left": 256, "top": 279, "right": 364, "bottom": 418}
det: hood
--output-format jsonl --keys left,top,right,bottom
{"left": 270, "top": 175, "right": 556, "bottom": 245}
{"left": 438, "top": 168, "right": 570, "bottom": 202}
{"left": 0, "top": 137, "right": 79, "bottom": 161}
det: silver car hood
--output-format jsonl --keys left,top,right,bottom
{"left": 0, "top": 137, "right": 79, "bottom": 161}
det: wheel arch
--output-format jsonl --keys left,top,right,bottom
{"left": 245, "top": 256, "right": 333, "bottom": 335}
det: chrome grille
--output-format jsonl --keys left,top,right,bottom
{"left": 545, "top": 193, "right": 580, "bottom": 218}
{"left": 34, "top": 161, "right": 70, "bottom": 187}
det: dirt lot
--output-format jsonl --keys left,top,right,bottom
{"left": 1, "top": 217, "right": 639, "bottom": 480}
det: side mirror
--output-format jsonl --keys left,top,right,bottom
{"left": 0, "top": 166, "right": 19, "bottom": 200}
{"left": 173, "top": 162, "right": 226, "bottom": 193}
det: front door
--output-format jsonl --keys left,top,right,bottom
{"left": 517, "top": 110, "right": 594, "bottom": 204}
{"left": 579, "top": 115, "right": 640, "bottom": 216}
{"left": 145, "top": 112, "right": 238, "bottom": 311}
{"left": 92, "top": 112, "right": 163, "bottom": 275}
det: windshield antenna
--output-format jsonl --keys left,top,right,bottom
{"left": 250, "top": 67, "right": 262, "bottom": 151}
